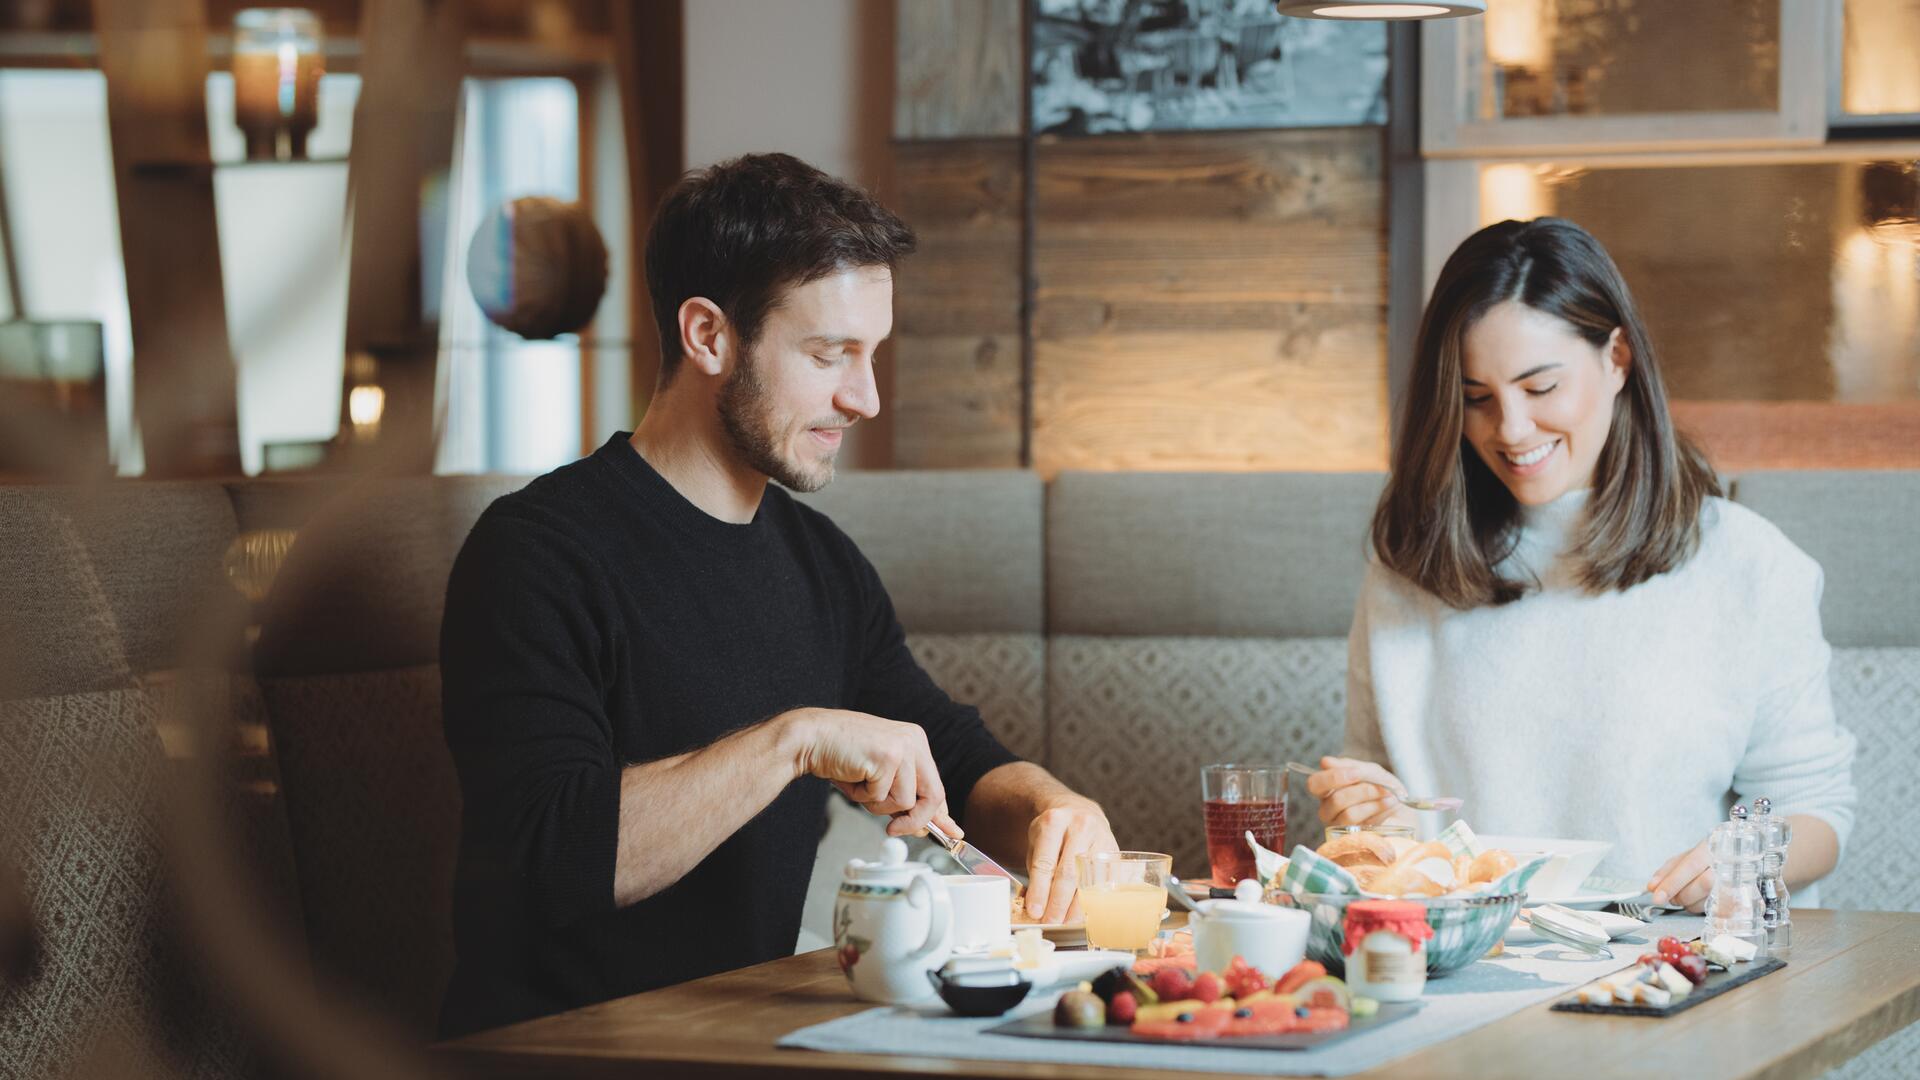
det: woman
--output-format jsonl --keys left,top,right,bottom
{"left": 1311, "top": 218, "right": 1856, "bottom": 910}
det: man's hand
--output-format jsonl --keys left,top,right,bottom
{"left": 1647, "top": 837, "right": 1714, "bottom": 913}
{"left": 1022, "top": 796, "right": 1118, "bottom": 924}
{"left": 787, "top": 707, "right": 959, "bottom": 837}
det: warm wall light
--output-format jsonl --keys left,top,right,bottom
{"left": 1483, "top": 0, "right": 1550, "bottom": 68}
{"left": 1480, "top": 163, "right": 1554, "bottom": 225}
{"left": 1276, "top": 1, "right": 1484, "bottom": 19}
{"left": 348, "top": 384, "right": 385, "bottom": 432}
{"left": 232, "top": 8, "right": 323, "bottom": 161}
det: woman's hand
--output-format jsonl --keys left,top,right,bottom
{"left": 1307, "top": 755, "right": 1409, "bottom": 828}
{"left": 1647, "top": 838, "right": 1715, "bottom": 912}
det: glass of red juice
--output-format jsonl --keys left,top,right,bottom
{"left": 1200, "top": 764, "right": 1286, "bottom": 887}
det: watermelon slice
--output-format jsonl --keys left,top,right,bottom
{"left": 1129, "top": 1004, "right": 1233, "bottom": 1041}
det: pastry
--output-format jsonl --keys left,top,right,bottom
{"left": 1317, "top": 832, "right": 1398, "bottom": 870}
{"left": 1467, "top": 849, "right": 1517, "bottom": 884}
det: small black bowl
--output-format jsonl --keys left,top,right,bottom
{"left": 927, "top": 967, "right": 1032, "bottom": 1017}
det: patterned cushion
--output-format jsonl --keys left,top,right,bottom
{"left": 260, "top": 666, "right": 459, "bottom": 1037}
{"left": 0, "top": 491, "right": 134, "bottom": 699}
{"left": 1821, "top": 648, "right": 1920, "bottom": 914}
{"left": 0, "top": 689, "right": 250, "bottom": 1079}
{"left": 1046, "top": 636, "right": 1348, "bottom": 879}
{"left": 905, "top": 633, "right": 1046, "bottom": 766}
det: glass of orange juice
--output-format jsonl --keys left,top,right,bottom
{"left": 1076, "top": 851, "right": 1172, "bottom": 955}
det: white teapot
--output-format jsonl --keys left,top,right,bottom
{"left": 833, "top": 837, "right": 953, "bottom": 1003}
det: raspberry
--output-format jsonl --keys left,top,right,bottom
{"left": 1192, "top": 971, "right": 1223, "bottom": 1003}
{"left": 1149, "top": 966, "right": 1193, "bottom": 1003}
{"left": 1109, "top": 990, "right": 1137, "bottom": 1024}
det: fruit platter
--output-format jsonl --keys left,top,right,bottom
{"left": 987, "top": 954, "right": 1421, "bottom": 1050}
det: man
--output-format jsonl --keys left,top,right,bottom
{"left": 438, "top": 153, "right": 1117, "bottom": 1037}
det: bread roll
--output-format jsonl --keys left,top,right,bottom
{"left": 1468, "top": 849, "right": 1518, "bottom": 884}
{"left": 1369, "top": 857, "right": 1452, "bottom": 898}
{"left": 1317, "top": 832, "right": 1397, "bottom": 870}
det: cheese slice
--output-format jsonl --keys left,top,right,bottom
{"left": 1655, "top": 963, "right": 1693, "bottom": 999}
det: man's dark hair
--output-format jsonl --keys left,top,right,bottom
{"left": 643, "top": 153, "right": 917, "bottom": 384}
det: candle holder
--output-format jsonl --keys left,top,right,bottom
{"left": 232, "top": 8, "right": 323, "bottom": 162}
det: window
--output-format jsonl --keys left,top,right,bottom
{"left": 436, "top": 76, "right": 585, "bottom": 476}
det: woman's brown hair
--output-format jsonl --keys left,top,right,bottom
{"left": 1371, "top": 217, "right": 1720, "bottom": 608}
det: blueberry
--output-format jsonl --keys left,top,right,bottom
{"left": 1295, "top": 1005, "right": 1311, "bottom": 1018}
{"left": 1176, "top": 1012, "right": 1195, "bottom": 1023}
{"left": 1234, "top": 1008, "right": 1253, "bottom": 1019}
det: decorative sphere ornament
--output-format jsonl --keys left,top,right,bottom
{"left": 466, "top": 196, "right": 609, "bottom": 340}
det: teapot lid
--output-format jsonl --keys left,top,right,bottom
{"left": 845, "top": 836, "right": 931, "bottom": 881}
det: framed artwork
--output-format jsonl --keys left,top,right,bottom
{"left": 1031, "top": 0, "right": 1388, "bottom": 136}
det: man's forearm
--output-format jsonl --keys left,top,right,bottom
{"left": 612, "top": 712, "right": 806, "bottom": 908}
{"left": 961, "top": 761, "right": 1090, "bottom": 864}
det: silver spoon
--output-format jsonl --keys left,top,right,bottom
{"left": 1283, "top": 760, "right": 1464, "bottom": 813}
{"left": 1163, "top": 875, "right": 1205, "bottom": 915}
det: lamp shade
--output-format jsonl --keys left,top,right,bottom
{"left": 1276, "top": 0, "right": 1485, "bottom": 19}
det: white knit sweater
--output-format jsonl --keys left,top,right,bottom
{"left": 1345, "top": 490, "right": 1857, "bottom": 902}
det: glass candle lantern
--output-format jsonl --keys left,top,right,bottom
{"left": 232, "top": 9, "right": 323, "bottom": 161}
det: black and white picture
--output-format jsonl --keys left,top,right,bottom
{"left": 1032, "top": 0, "right": 1389, "bottom": 136}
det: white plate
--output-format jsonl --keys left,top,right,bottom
{"left": 1505, "top": 907, "right": 1648, "bottom": 945}
{"left": 1521, "top": 875, "right": 1645, "bottom": 910}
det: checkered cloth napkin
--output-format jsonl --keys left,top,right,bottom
{"left": 1265, "top": 821, "right": 1551, "bottom": 901}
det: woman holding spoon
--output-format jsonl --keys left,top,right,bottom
{"left": 1309, "top": 219, "right": 1857, "bottom": 910}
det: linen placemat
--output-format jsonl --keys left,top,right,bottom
{"left": 778, "top": 914, "right": 1694, "bottom": 1077}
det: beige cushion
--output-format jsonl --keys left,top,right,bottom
{"left": 1046, "top": 635, "right": 1348, "bottom": 878}
{"left": 1730, "top": 471, "right": 1920, "bottom": 647}
{"left": 253, "top": 477, "right": 528, "bottom": 676}
{"left": 1048, "top": 472, "right": 1384, "bottom": 637}
{"left": 47, "top": 483, "right": 246, "bottom": 675}
{"left": 0, "top": 491, "right": 135, "bottom": 699}
{"left": 906, "top": 633, "right": 1046, "bottom": 766}
{"left": 792, "top": 471, "right": 1044, "bottom": 634}
{"left": 260, "top": 666, "right": 459, "bottom": 1038}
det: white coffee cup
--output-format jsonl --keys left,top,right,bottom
{"left": 941, "top": 874, "right": 1013, "bottom": 952}
{"left": 1191, "top": 899, "right": 1310, "bottom": 978}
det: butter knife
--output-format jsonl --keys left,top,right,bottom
{"left": 926, "top": 822, "right": 1023, "bottom": 882}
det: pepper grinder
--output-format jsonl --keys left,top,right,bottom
{"left": 1704, "top": 804, "right": 1767, "bottom": 955}
{"left": 1752, "top": 797, "right": 1793, "bottom": 956}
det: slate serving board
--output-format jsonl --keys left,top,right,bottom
{"left": 1550, "top": 957, "right": 1786, "bottom": 1018}
{"left": 986, "top": 1001, "right": 1422, "bottom": 1051}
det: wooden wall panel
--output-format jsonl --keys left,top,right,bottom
{"left": 1032, "top": 129, "right": 1389, "bottom": 475}
{"left": 93, "top": 0, "right": 243, "bottom": 477}
{"left": 891, "top": 139, "right": 1024, "bottom": 467}
{"left": 893, "top": 0, "right": 1022, "bottom": 140}
{"left": 1674, "top": 402, "right": 1920, "bottom": 471}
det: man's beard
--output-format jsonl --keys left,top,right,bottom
{"left": 716, "top": 349, "right": 847, "bottom": 493}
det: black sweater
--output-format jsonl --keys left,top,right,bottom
{"left": 437, "top": 433, "right": 1020, "bottom": 1037}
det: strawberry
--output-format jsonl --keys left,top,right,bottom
{"left": 1191, "top": 971, "right": 1223, "bottom": 1004}
{"left": 1276, "top": 960, "right": 1328, "bottom": 996}
{"left": 1109, "top": 990, "right": 1137, "bottom": 1025}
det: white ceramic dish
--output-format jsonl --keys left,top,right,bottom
{"left": 1473, "top": 834, "right": 1614, "bottom": 898}
{"left": 1505, "top": 906, "right": 1648, "bottom": 944}
{"left": 1521, "top": 875, "right": 1645, "bottom": 910}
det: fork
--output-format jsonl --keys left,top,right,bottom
{"left": 1282, "top": 761, "right": 1465, "bottom": 813}
{"left": 1615, "top": 892, "right": 1686, "bottom": 921}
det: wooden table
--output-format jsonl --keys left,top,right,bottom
{"left": 436, "top": 909, "right": 1920, "bottom": 1080}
